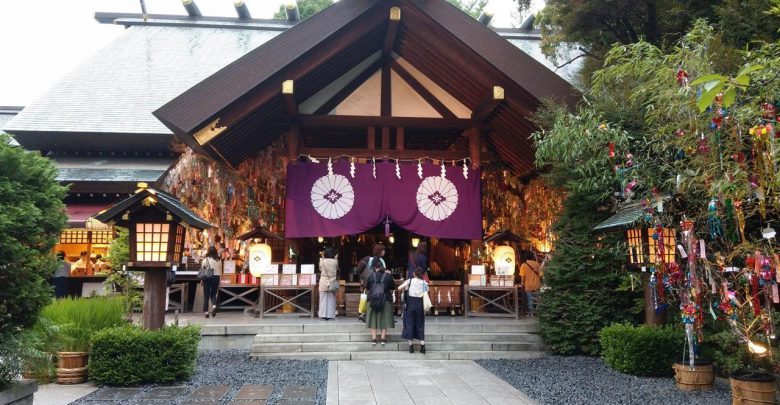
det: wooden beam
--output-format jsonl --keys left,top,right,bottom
{"left": 367, "top": 126, "right": 376, "bottom": 150}
{"left": 298, "top": 115, "right": 476, "bottom": 130}
{"left": 471, "top": 86, "right": 505, "bottom": 123}
{"left": 381, "top": 63, "right": 391, "bottom": 116}
{"left": 397, "top": 127, "right": 405, "bottom": 151}
{"left": 314, "top": 58, "right": 382, "bottom": 115}
{"left": 282, "top": 80, "right": 298, "bottom": 118}
{"left": 383, "top": 7, "right": 401, "bottom": 57}
{"left": 287, "top": 124, "right": 300, "bottom": 165}
{"left": 391, "top": 60, "right": 457, "bottom": 119}
{"left": 300, "top": 147, "right": 467, "bottom": 161}
{"left": 468, "top": 127, "right": 480, "bottom": 168}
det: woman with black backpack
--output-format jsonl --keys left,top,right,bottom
{"left": 364, "top": 247, "right": 395, "bottom": 345}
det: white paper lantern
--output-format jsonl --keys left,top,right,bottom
{"left": 248, "top": 243, "right": 273, "bottom": 277}
{"left": 492, "top": 245, "right": 516, "bottom": 276}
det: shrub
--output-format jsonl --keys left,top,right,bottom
{"left": 0, "top": 134, "right": 67, "bottom": 337}
{"left": 19, "top": 318, "right": 61, "bottom": 383}
{"left": 599, "top": 323, "right": 684, "bottom": 376}
{"left": 537, "top": 195, "right": 642, "bottom": 356}
{"left": 0, "top": 335, "right": 21, "bottom": 389}
{"left": 89, "top": 325, "right": 201, "bottom": 386}
{"left": 39, "top": 297, "right": 125, "bottom": 352}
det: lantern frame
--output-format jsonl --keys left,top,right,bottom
{"left": 625, "top": 227, "right": 677, "bottom": 268}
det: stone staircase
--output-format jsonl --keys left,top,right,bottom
{"left": 249, "top": 319, "right": 544, "bottom": 360}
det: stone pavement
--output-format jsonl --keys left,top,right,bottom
{"left": 33, "top": 383, "right": 99, "bottom": 405}
{"left": 326, "top": 360, "right": 536, "bottom": 405}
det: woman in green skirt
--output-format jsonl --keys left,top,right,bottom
{"left": 364, "top": 245, "right": 395, "bottom": 345}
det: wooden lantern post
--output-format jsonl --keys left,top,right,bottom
{"left": 95, "top": 183, "right": 212, "bottom": 329}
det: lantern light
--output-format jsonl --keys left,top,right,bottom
{"left": 492, "top": 245, "right": 516, "bottom": 276}
{"left": 626, "top": 228, "right": 645, "bottom": 265}
{"left": 411, "top": 237, "right": 420, "bottom": 248}
{"left": 748, "top": 340, "right": 769, "bottom": 356}
{"left": 317, "top": 236, "right": 324, "bottom": 243}
{"left": 388, "top": 235, "right": 395, "bottom": 244}
{"left": 248, "top": 242, "right": 273, "bottom": 278}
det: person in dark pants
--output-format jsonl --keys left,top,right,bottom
{"left": 398, "top": 268, "right": 429, "bottom": 353}
{"left": 53, "top": 251, "right": 71, "bottom": 298}
{"left": 201, "top": 246, "right": 222, "bottom": 318}
{"left": 406, "top": 242, "right": 429, "bottom": 280}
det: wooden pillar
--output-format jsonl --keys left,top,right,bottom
{"left": 396, "top": 127, "right": 404, "bottom": 151}
{"left": 367, "top": 126, "right": 376, "bottom": 150}
{"left": 143, "top": 270, "right": 167, "bottom": 330}
{"left": 381, "top": 126, "right": 390, "bottom": 150}
{"left": 287, "top": 124, "right": 300, "bottom": 164}
{"left": 469, "top": 127, "right": 480, "bottom": 168}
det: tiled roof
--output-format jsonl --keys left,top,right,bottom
{"left": 593, "top": 206, "right": 644, "bottom": 232}
{"left": 95, "top": 186, "right": 212, "bottom": 230}
{"left": 50, "top": 153, "right": 174, "bottom": 183}
{"left": 0, "top": 107, "right": 21, "bottom": 146}
{"left": 5, "top": 25, "right": 279, "bottom": 138}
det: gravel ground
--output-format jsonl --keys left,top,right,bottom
{"left": 71, "top": 350, "right": 328, "bottom": 405}
{"left": 477, "top": 356, "right": 732, "bottom": 405}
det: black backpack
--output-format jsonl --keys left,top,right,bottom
{"left": 368, "top": 272, "right": 387, "bottom": 310}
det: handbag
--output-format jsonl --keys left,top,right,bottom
{"left": 358, "top": 293, "right": 368, "bottom": 313}
{"left": 423, "top": 292, "right": 432, "bottom": 312}
{"left": 197, "top": 258, "right": 214, "bottom": 280}
{"left": 327, "top": 279, "right": 339, "bottom": 292}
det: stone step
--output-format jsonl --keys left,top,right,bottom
{"left": 249, "top": 351, "right": 546, "bottom": 361}
{"left": 251, "top": 341, "right": 542, "bottom": 353}
{"left": 209, "top": 321, "right": 537, "bottom": 336}
{"left": 252, "top": 332, "right": 542, "bottom": 344}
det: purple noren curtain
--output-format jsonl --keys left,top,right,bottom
{"left": 285, "top": 162, "right": 482, "bottom": 239}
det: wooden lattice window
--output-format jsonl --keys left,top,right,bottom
{"left": 648, "top": 227, "right": 676, "bottom": 264}
{"left": 135, "top": 223, "right": 169, "bottom": 262}
{"left": 626, "top": 228, "right": 644, "bottom": 265}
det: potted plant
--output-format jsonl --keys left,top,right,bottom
{"left": 40, "top": 297, "right": 125, "bottom": 384}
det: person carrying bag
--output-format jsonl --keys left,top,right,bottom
{"left": 318, "top": 247, "right": 339, "bottom": 320}
{"left": 199, "top": 246, "right": 222, "bottom": 318}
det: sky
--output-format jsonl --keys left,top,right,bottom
{"left": 0, "top": 0, "right": 539, "bottom": 107}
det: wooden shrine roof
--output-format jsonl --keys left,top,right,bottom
{"left": 154, "top": 0, "right": 581, "bottom": 175}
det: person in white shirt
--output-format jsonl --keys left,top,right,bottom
{"left": 398, "top": 268, "right": 429, "bottom": 354}
{"left": 200, "top": 245, "right": 223, "bottom": 318}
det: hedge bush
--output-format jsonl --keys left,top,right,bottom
{"left": 89, "top": 325, "right": 200, "bottom": 385}
{"left": 599, "top": 323, "right": 684, "bottom": 376}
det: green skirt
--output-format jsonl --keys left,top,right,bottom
{"left": 366, "top": 301, "right": 395, "bottom": 330}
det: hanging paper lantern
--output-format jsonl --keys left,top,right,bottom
{"left": 248, "top": 242, "right": 273, "bottom": 277}
{"left": 492, "top": 245, "right": 516, "bottom": 276}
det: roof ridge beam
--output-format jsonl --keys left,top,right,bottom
{"left": 282, "top": 80, "right": 298, "bottom": 119}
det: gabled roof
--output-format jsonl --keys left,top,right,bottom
{"left": 4, "top": 24, "right": 280, "bottom": 152}
{"left": 94, "top": 186, "right": 212, "bottom": 230}
{"left": 154, "top": 0, "right": 580, "bottom": 174}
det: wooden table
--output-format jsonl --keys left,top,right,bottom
{"left": 463, "top": 285, "right": 520, "bottom": 319}
{"left": 257, "top": 285, "right": 315, "bottom": 318}
{"left": 217, "top": 284, "right": 259, "bottom": 310}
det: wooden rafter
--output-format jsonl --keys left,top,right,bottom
{"left": 297, "top": 115, "right": 476, "bottom": 130}
{"left": 381, "top": 6, "right": 399, "bottom": 117}
{"left": 300, "top": 147, "right": 467, "bottom": 161}
{"left": 391, "top": 60, "right": 456, "bottom": 119}
{"left": 314, "top": 58, "right": 383, "bottom": 115}
{"left": 383, "top": 7, "right": 401, "bottom": 57}
{"left": 471, "top": 86, "right": 504, "bottom": 123}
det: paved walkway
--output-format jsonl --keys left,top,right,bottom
{"left": 326, "top": 360, "right": 536, "bottom": 405}
{"left": 33, "top": 383, "right": 98, "bottom": 405}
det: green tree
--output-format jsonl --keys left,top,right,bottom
{"left": 536, "top": 0, "right": 779, "bottom": 84}
{"left": 0, "top": 135, "right": 66, "bottom": 387}
{"left": 446, "top": 0, "right": 488, "bottom": 19}
{"left": 104, "top": 228, "right": 141, "bottom": 319}
{"left": 273, "top": 0, "right": 334, "bottom": 20}
{"left": 533, "top": 109, "right": 642, "bottom": 355}
{"left": 0, "top": 135, "right": 67, "bottom": 336}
